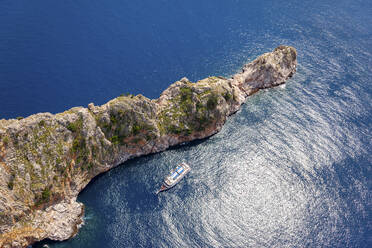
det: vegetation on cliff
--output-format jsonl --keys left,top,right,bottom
{"left": 0, "top": 45, "right": 297, "bottom": 248}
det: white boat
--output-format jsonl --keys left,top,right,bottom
{"left": 156, "top": 162, "right": 191, "bottom": 194}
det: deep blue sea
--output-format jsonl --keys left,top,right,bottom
{"left": 0, "top": 0, "right": 371, "bottom": 247}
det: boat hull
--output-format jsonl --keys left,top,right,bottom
{"left": 156, "top": 162, "right": 191, "bottom": 194}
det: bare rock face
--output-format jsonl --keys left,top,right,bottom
{"left": 232, "top": 45, "right": 298, "bottom": 96}
{"left": 37, "top": 199, "right": 84, "bottom": 241}
{"left": 0, "top": 46, "right": 297, "bottom": 247}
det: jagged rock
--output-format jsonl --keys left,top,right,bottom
{"left": 180, "top": 77, "right": 189, "bottom": 83}
{"left": 87, "top": 103, "right": 94, "bottom": 111}
{"left": 0, "top": 46, "right": 297, "bottom": 247}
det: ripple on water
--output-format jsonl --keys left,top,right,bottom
{"left": 28, "top": 0, "right": 372, "bottom": 247}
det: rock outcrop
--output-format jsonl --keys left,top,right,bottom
{"left": 0, "top": 46, "right": 297, "bottom": 247}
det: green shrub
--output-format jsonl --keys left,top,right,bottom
{"left": 67, "top": 123, "right": 78, "bottom": 132}
{"left": 41, "top": 188, "right": 51, "bottom": 201}
{"left": 72, "top": 138, "right": 80, "bottom": 152}
{"left": 178, "top": 88, "right": 194, "bottom": 114}
{"left": 207, "top": 94, "right": 218, "bottom": 110}
{"left": 67, "top": 118, "right": 83, "bottom": 132}
{"left": 110, "top": 115, "right": 117, "bottom": 125}
{"left": 38, "top": 120, "right": 46, "bottom": 127}
{"left": 132, "top": 124, "right": 142, "bottom": 135}
{"left": 145, "top": 134, "right": 153, "bottom": 141}
{"left": 120, "top": 92, "right": 132, "bottom": 97}
{"left": 196, "top": 102, "right": 203, "bottom": 109}
{"left": 110, "top": 135, "right": 119, "bottom": 145}
{"left": 168, "top": 125, "right": 182, "bottom": 134}
{"left": 185, "top": 129, "right": 192, "bottom": 136}
{"left": 16, "top": 116, "right": 24, "bottom": 120}
{"left": 223, "top": 92, "right": 232, "bottom": 101}
{"left": 196, "top": 116, "right": 208, "bottom": 131}
{"left": 7, "top": 181, "right": 14, "bottom": 190}
{"left": 7, "top": 172, "right": 15, "bottom": 190}
{"left": 180, "top": 87, "right": 193, "bottom": 102}
{"left": 72, "top": 136, "right": 86, "bottom": 153}
{"left": 35, "top": 188, "right": 52, "bottom": 206}
{"left": 103, "top": 122, "right": 110, "bottom": 130}
{"left": 2, "top": 136, "right": 9, "bottom": 145}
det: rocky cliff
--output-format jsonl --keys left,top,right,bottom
{"left": 0, "top": 45, "right": 297, "bottom": 248}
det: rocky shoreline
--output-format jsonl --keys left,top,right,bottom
{"left": 0, "top": 45, "right": 297, "bottom": 248}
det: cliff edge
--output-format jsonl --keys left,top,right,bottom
{"left": 0, "top": 46, "right": 297, "bottom": 248}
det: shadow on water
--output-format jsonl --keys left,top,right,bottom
{"left": 77, "top": 136, "right": 210, "bottom": 195}
{"left": 33, "top": 239, "right": 60, "bottom": 248}
{"left": 10, "top": 0, "right": 371, "bottom": 246}
{"left": 33, "top": 136, "right": 212, "bottom": 248}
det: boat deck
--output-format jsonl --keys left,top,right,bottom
{"left": 156, "top": 162, "right": 191, "bottom": 194}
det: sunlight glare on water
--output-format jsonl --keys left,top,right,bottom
{"left": 0, "top": 0, "right": 369, "bottom": 247}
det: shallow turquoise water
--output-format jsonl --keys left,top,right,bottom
{"left": 0, "top": 0, "right": 371, "bottom": 247}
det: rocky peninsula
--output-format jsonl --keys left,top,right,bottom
{"left": 0, "top": 45, "right": 297, "bottom": 248}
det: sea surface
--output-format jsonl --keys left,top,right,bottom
{"left": 0, "top": 0, "right": 371, "bottom": 247}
